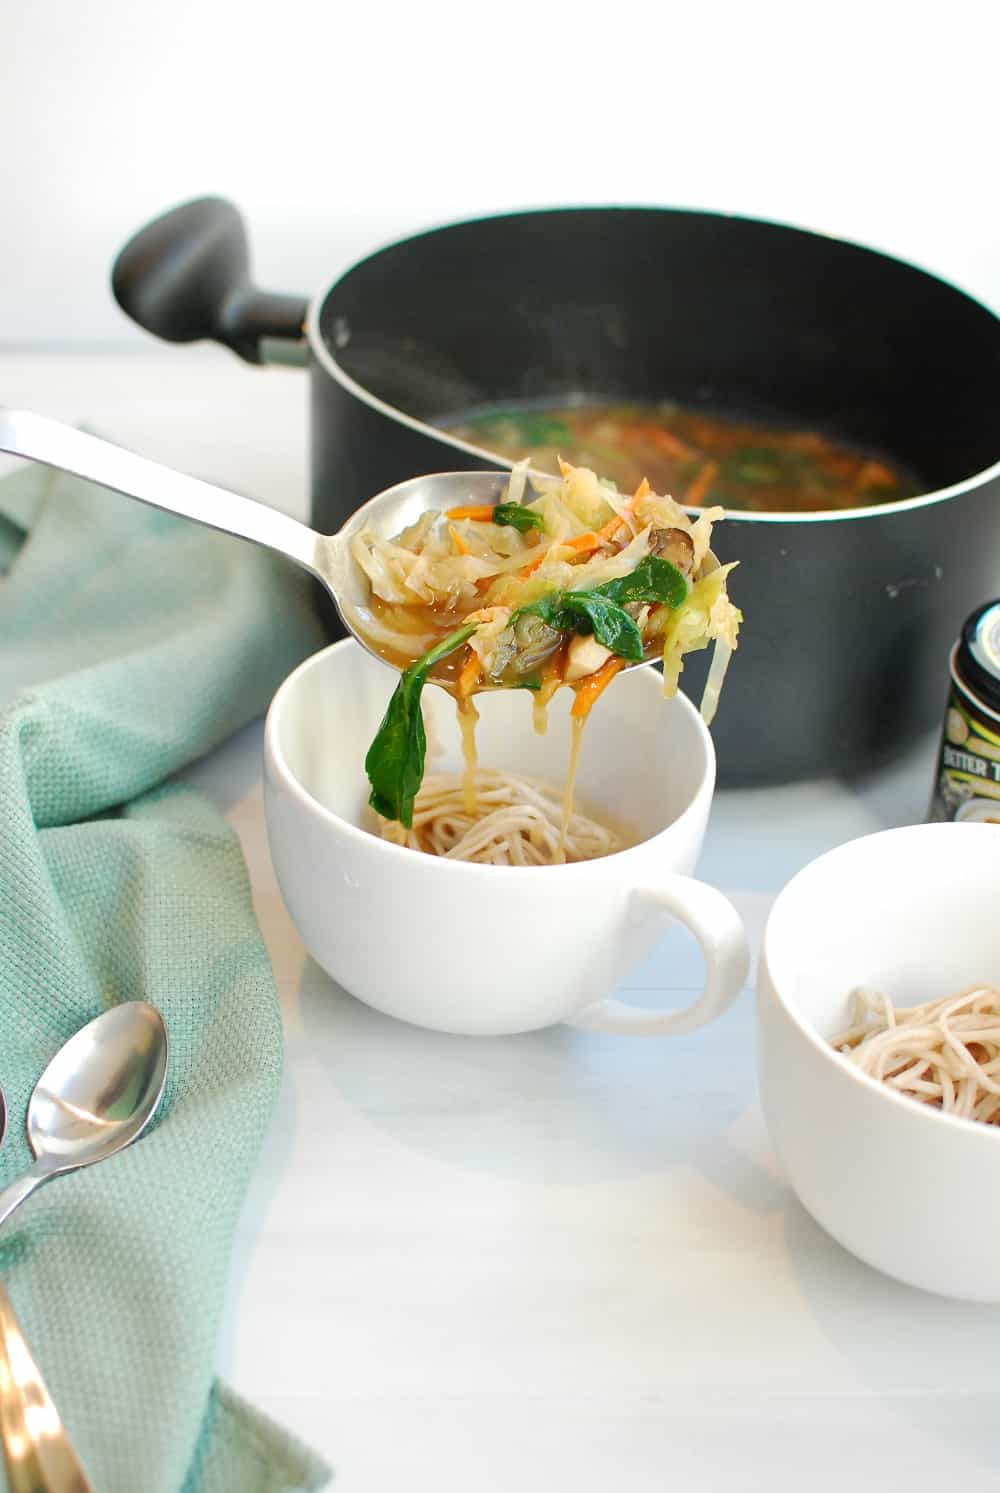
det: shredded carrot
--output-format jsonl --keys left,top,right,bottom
{"left": 571, "top": 656, "right": 625, "bottom": 719}
{"left": 560, "top": 500, "right": 637, "bottom": 559}
{"left": 646, "top": 427, "right": 696, "bottom": 461}
{"left": 457, "top": 648, "right": 481, "bottom": 697}
{"left": 516, "top": 474, "right": 644, "bottom": 576}
{"left": 685, "top": 460, "right": 719, "bottom": 506}
{"left": 594, "top": 512, "right": 628, "bottom": 543}
{"left": 856, "top": 459, "right": 897, "bottom": 491}
{"left": 538, "top": 651, "right": 566, "bottom": 704}
{"left": 561, "top": 529, "right": 601, "bottom": 554}
{"left": 519, "top": 505, "right": 632, "bottom": 574}
{"left": 449, "top": 523, "right": 470, "bottom": 555}
{"left": 518, "top": 550, "right": 548, "bottom": 578}
{"left": 446, "top": 504, "right": 495, "bottom": 522}
{"left": 519, "top": 463, "right": 643, "bottom": 572}
{"left": 519, "top": 529, "right": 602, "bottom": 572}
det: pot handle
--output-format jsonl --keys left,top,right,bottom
{"left": 111, "top": 197, "right": 309, "bottom": 366}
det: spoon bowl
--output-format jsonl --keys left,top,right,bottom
{"left": 0, "top": 1002, "right": 168, "bottom": 1233}
{"left": 27, "top": 1001, "right": 168, "bottom": 1170}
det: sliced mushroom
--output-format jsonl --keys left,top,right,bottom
{"left": 649, "top": 526, "right": 695, "bottom": 576}
{"left": 564, "top": 634, "right": 613, "bottom": 683}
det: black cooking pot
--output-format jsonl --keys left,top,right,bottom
{"left": 112, "top": 198, "right": 1000, "bottom": 786}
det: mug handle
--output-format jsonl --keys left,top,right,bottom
{"left": 570, "top": 875, "right": 750, "bottom": 1036}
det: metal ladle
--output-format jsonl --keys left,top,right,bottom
{"left": 0, "top": 407, "right": 649, "bottom": 671}
{"left": 0, "top": 1001, "right": 168, "bottom": 1492}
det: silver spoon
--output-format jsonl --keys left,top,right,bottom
{"left": 0, "top": 407, "right": 649, "bottom": 672}
{"left": 0, "top": 1001, "right": 168, "bottom": 1230}
{"left": 0, "top": 1002, "right": 168, "bottom": 1489}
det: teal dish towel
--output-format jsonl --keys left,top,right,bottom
{"left": 0, "top": 456, "right": 332, "bottom": 1492}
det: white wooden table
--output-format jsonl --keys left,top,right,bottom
{"left": 4, "top": 349, "right": 995, "bottom": 1493}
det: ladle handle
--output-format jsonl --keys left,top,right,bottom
{"left": 0, "top": 408, "right": 328, "bottom": 587}
{"left": 0, "top": 1279, "right": 94, "bottom": 1492}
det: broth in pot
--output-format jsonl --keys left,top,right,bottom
{"left": 442, "top": 400, "right": 917, "bottom": 514}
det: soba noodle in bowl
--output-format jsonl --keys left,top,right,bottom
{"left": 832, "top": 984, "right": 1000, "bottom": 1125}
{"left": 353, "top": 460, "right": 742, "bottom": 864}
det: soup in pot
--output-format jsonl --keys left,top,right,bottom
{"left": 441, "top": 400, "right": 917, "bottom": 514}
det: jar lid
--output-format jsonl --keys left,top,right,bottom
{"left": 957, "top": 599, "right": 1000, "bottom": 713}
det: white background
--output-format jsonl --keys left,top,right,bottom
{"left": 1, "top": 0, "right": 997, "bottom": 349}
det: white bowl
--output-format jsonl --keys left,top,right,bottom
{"left": 263, "top": 639, "right": 749, "bottom": 1037}
{"left": 757, "top": 821, "right": 1000, "bottom": 1300}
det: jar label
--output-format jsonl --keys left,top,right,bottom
{"left": 929, "top": 685, "right": 1000, "bottom": 823}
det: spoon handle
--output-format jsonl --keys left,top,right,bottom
{"left": 0, "top": 1280, "right": 93, "bottom": 1493}
{"left": 0, "top": 406, "right": 327, "bottom": 586}
{"left": 0, "top": 1172, "right": 46, "bottom": 1234}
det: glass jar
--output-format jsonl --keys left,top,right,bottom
{"left": 929, "top": 599, "right": 1000, "bottom": 823}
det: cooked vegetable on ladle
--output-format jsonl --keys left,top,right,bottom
{"left": 354, "top": 461, "right": 742, "bottom": 830}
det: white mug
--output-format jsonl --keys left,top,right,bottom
{"left": 263, "top": 639, "right": 749, "bottom": 1037}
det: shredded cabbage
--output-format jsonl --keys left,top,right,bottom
{"left": 655, "top": 563, "right": 742, "bottom": 702}
{"left": 354, "top": 462, "right": 741, "bottom": 713}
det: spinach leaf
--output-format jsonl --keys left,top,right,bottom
{"left": 514, "top": 591, "right": 643, "bottom": 662}
{"left": 492, "top": 502, "right": 545, "bottom": 533}
{"left": 510, "top": 555, "right": 686, "bottom": 666}
{"left": 594, "top": 555, "right": 688, "bottom": 609}
{"left": 365, "top": 622, "right": 478, "bottom": 827}
{"left": 561, "top": 593, "right": 644, "bottom": 660}
{"left": 514, "top": 593, "right": 575, "bottom": 631}
{"left": 505, "top": 412, "right": 572, "bottom": 446}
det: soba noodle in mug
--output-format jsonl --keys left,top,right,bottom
{"left": 263, "top": 641, "right": 750, "bottom": 1037}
